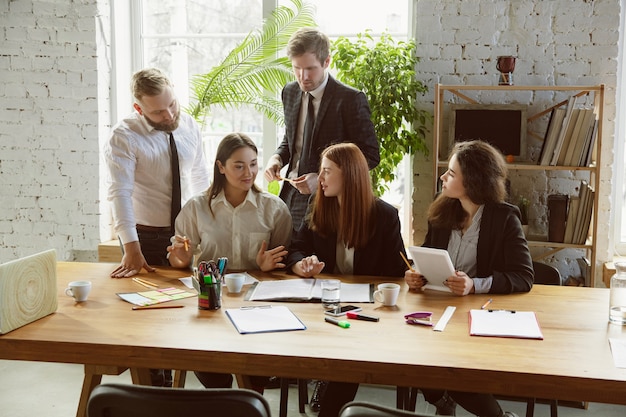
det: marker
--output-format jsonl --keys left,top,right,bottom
{"left": 325, "top": 316, "right": 350, "bottom": 328}
{"left": 481, "top": 298, "right": 493, "bottom": 310}
{"left": 346, "top": 311, "right": 379, "bottom": 322}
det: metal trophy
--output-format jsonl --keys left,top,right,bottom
{"left": 496, "top": 56, "right": 516, "bottom": 85}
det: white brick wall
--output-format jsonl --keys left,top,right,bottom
{"left": 0, "top": 0, "right": 621, "bottom": 284}
{"left": 412, "top": 0, "right": 620, "bottom": 284}
{"left": 0, "top": 0, "right": 105, "bottom": 262}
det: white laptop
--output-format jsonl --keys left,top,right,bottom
{"left": 407, "top": 246, "right": 454, "bottom": 293}
{"left": 0, "top": 249, "right": 57, "bottom": 334}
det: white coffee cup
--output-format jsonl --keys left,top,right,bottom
{"left": 374, "top": 283, "right": 401, "bottom": 306}
{"left": 65, "top": 280, "right": 92, "bottom": 302}
{"left": 224, "top": 273, "right": 246, "bottom": 293}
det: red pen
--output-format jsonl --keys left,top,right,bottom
{"left": 346, "top": 311, "right": 379, "bottom": 322}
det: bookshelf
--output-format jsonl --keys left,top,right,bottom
{"left": 433, "top": 84, "right": 604, "bottom": 286}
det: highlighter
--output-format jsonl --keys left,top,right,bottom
{"left": 346, "top": 311, "right": 380, "bottom": 322}
{"left": 325, "top": 316, "right": 350, "bottom": 328}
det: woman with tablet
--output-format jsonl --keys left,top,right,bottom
{"left": 405, "top": 140, "right": 532, "bottom": 417}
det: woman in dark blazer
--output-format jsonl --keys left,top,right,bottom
{"left": 287, "top": 143, "right": 407, "bottom": 417}
{"left": 287, "top": 143, "right": 407, "bottom": 278}
{"left": 406, "top": 140, "right": 532, "bottom": 417}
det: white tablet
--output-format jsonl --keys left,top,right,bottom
{"left": 407, "top": 246, "right": 455, "bottom": 292}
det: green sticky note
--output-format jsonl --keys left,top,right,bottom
{"left": 268, "top": 180, "right": 280, "bottom": 195}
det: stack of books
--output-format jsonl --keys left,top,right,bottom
{"left": 563, "top": 180, "right": 595, "bottom": 245}
{"left": 537, "top": 96, "right": 598, "bottom": 167}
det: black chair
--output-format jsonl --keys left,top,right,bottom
{"left": 86, "top": 383, "right": 271, "bottom": 417}
{"left": 340, "top": 401, "right": 436, "bottom": 417}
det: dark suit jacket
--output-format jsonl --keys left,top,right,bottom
{"left": 275, "top": 75, "right": 380, "bottom": 175}
{"left": 287, "top": 199, "right": 407, "bottom": 278}
{"left": 423, "top": 202, "right": 534, "bottom": 294}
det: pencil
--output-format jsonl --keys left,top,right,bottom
{"left": 132, "top": 277, "right": 158, "bottom": 289}
{"left": 132, "top": 305, "right": 184, "bottom": 310}
{"left": 481, "top": 298, "right": 493, "bottom": 310}
{"left": 183, "top": 236, "right": 189, "bottom": 252}
{"left": 399, "top": 251, "right": 415, "bottom": 272}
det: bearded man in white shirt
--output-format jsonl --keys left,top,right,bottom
{"left": 104, "top": 68, "right": 209, "bottom": 279}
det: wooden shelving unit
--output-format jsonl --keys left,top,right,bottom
{"left": 433, "top": 84, "right": 604, "bottom": 286}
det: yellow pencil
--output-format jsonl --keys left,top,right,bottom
{"left": 132, "top": 277, "right": 158, "bottom": 289}
{"left": 399, "top": 251, "right": 415, "bottom": 272}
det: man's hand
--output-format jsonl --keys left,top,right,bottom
{"left": 110, "top": 241, "right": 155, "bottom": 278}
{"left": 255, "top": 240, "right": 289, "bottom": 272}
{"left": 291, "top": 172, "right": 318, "bottom": 195}
{"left": 264, "top": 155, "right": 282, "bottom": 182}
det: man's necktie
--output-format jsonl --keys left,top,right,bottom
{"left": 169, "top": 132, "right": 181, "bottom": 232}
{"left": 298, "top": 93, "right": 315, "bottom": 174}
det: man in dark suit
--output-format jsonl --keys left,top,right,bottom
{"left": 264, "top": 27, "right": 380, "bottom": 232}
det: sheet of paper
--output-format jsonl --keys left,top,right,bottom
{"left": 469, "top": 309, "right": 544, "bottom": 339}
{"left": 609, "top": 338, "right": 626, "bottom": 368}
{"left": 225, "top": 305, "right": 307, "bottom": 334}
{"left": 248, "top": 279, "right": 316, "bottom": 301}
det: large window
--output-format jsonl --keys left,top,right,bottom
{"left": 110, "top": 0, "right": 413, "bottom": 242}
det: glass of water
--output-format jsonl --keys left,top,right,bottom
{"left": 321, "top": 279, "right": 341, "bottom": 308}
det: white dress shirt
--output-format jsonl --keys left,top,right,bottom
{"left": 174, "top": 190, "right": 292, "bottom": 270}
{"left": 104, "top": 111, "right": 210, "bottom": 245}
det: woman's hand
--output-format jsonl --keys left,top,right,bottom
{"left": 256, "top": 240, "right": 288, "bottom": 272}
{"left": 166, "top": 235, "right": 193, "bottom": 268}
{"left": 293, "top": 255, "right": 325, "bottom": 277}
{"left": 405, "top": 270, "right": 426, "bottom": 292}
{"left": 445, "top": 271, "right": 474, "bottom": 296}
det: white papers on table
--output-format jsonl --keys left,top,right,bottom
{"left": 245, "top": 279, "right": 372, "bottom": 303}
{"left": 609, "top": 338, "right": 626, "bottom": 368}
{"left": 469, "top": 309, "right": 544, "bottom": 339}
{"left": 225, "top": 305, "right": 306, "bottom": 334}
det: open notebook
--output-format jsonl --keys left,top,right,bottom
{"left": 244, "top": 278, "right": 373, "bottom": 303}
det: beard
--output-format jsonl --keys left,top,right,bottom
{"left": 144, "top": 110, "right": 181, "bottom": 132}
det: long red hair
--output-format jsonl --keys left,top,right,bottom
{"left": 308, "top": 143, "right": 376, "bottom": 249}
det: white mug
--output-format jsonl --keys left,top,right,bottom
{"left": 374, "top": 283, "right": 400, "bottom": 306}
{"left": 224, "top": 273, "right": 246, "bottom": 293}
{"left": 65, "top": 280, "right": 92, "bottom": 302}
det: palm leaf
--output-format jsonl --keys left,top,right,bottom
{"left": 187, "top": 0, "right": 316, "bottom": 125}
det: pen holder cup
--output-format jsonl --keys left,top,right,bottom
{"left": 198, "top": 281, "right": 222, "bottom": 310}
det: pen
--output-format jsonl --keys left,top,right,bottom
{"left": 325, "top": 316, "right": 350, "bottom": 328}
{"left": 399, "top": 251, "right": 415, "bottom": 272}
{"left": 481, "top": 298, "right": 493, "bottom": 309}
{"left": 346, "top": 311, "right": 380, "bottom": 322}
{"left": 132, "top": 305, "right": 185, "bottom": 310}
{"left": 132, "top": 277, "right": 158, "bottom": 289}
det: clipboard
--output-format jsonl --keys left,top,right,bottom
{"left": 225, "top": 305, "right": 307, "bottom": 334}
{"left": 469, "top": 309, "right": 544, "bottom": 340}
{"left": 407, "top": 246, "right": 454, "bottom": 292}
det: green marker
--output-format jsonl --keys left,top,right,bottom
{"left": 325, "top": 316, "right": 350, "bottom": 328}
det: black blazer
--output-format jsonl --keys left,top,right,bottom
{"left": 287, "top": 199, "right": 407, "bottom": 278}
{"left": 423, "top": 202, "right": 534, "bottom": 294}
{"left": 275, "top": 75, "right": 380, "bottom": 175}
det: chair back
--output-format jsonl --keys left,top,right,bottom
{"left": 87, "top": 383, "right": 271, "bottom": 417}
{"left": 532, "top": 261, "right": 562, "bottom": 286}
{"left": 340, "top": 401, "right": 435, "bottom": 417}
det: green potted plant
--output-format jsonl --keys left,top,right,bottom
{"left": 186, "top": 0, "right": 315, "bottom": 125}
{"left": 330, "top": 31, "right": 431, "bottom": 195}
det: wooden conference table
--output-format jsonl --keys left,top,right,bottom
{"left": 1, "top": 262, "right": 626, "bottom": 410}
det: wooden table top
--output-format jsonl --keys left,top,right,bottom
{"left": 1, "top": 262, "right": 626, "bottom": 405}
